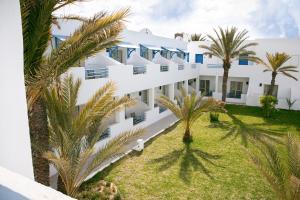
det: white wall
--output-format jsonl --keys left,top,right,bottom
{"left": 0, "top": 166, "right": 74, "bottom": 200}
{"left": 188, "top": 39, "right": 300, "bottom": 110}
{"left": 0, "top": 0, "right": 34, "bottom": 179}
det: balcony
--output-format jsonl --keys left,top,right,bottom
{"left": 133, "top": 65, "right": 147, "bottom": 75}
{"left": 133, "top": 113, "right": 146, "bottom": 125}
{"left": 191, "top": 63, "right": 197, "bottom": 69}
{"left": 159, "top": 106, "right": 167, "bottom": 113}
{"left": 98, "top": 128, "right": 110, "bottom": 141}
{"left": 178, "top": 64, "right": 184, "bottom": 70}
{"left": 201, "top": 90, "right": 213, "bottom": 97}
{"left": 227, "top": 92, "right": 242, "bottom": 99}
{"left": 85, "top": 67, "right": 108, "bottom": 80}
{"left": 207, "top": 64, "right": 222, "bottom": 68}
{"left": 160, "top": 65, "right": 169, "bottom": 72}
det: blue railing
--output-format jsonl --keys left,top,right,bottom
{"left": 160, "top": 65, "right": 169, "bottom": 72}
{"left": 201, "top": 90, "right": 213, "bottom": 97}
{"left": 85, "top": 67, "right": 109, "bottom": 79}
{"left": 98, "top": 128, "right": 110, "bottom": 141}
{"left": 178, "top": 64, "right": 184, "bottom": 70}
{"left": 133, "top": 66, "right": 147, "bottom": 75}
{"left": 133, "top": 113, "right": 146, "bottom": 125}
{"left": 227, "top": 92, "right": 242, "bottom": 99}
{"left": 159, "top": 106, "right": 167, "bottom": 113}
{"left": 207, "top": 64, "right": 222, "bottom": 68}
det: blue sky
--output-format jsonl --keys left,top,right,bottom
{"left": 56, "top": 0, "right": 300, "bottom": 38}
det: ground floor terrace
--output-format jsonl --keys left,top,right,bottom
{"left": 78, "top": 105, "right": 300, "bottom": 200}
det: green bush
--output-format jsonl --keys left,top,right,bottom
{"left": 260, "top": 95, "right": 278, "bottom": 117}
{"left": 210, "top": 112, "right": 220, "bottom": 123}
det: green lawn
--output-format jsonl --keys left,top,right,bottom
{"left": 80, "top": 105, "right": 300, "bottom": 200}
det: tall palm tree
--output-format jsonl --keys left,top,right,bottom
{"left": 250, "top": 135, "right": 300, "bottom": 200}
{"left": 20, "top": 0, "right": 129, "bottom": 185}
{"left": 258, "top": 52, "right": 298, "bottom": 96}
{"left": 200, "top": 27, "right": 258, "bottom": 101}
{"left": 156, "top": 88, "right": 224, "bottom": 143}
{"left": 190, "top": 33, "right": 206, "bottom": 41}
{"left": 44, "top": 75, "right": 143, "bottom": 197}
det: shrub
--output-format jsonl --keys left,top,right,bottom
{"left": 77, "top": 180, "right": 121, "bottom": 200}
{"left": 260, "top": 95, "right": 278, "bottom": 117}
{"left": 286, "top": 98, "right": 296, "bottom": 110}
{"left": 210, "top": 112, "right": 220, "bottom": 123}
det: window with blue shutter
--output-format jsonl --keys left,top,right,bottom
{"left": 239, "top": 55, "right": 248, "bottom": 65}
{"left": 195, "top": 54, "right": 203, "bottom": 64}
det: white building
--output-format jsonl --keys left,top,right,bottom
{"left": 51, "top": 22, "right": 300, "bottom": 153}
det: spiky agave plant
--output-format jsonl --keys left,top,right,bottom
{"left": 44, "top": 75, "right": 143, "bottom": 196}
{"left": 258, "top": 52, "right": 298, "bottom": 96}
{"left": 250, "top": 135, "right": 300, "bottom": 200}
{"left": 200, "top": 27, "right": 258, "bottom": 102}
{"left": 21, "top": 0, "right": 129, "bottom": 185}
{"left": 156, "top": 88, "right": 224, "bottom": 143}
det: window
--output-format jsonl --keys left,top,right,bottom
{"left": 239, "top": 55, "right": 248, "bottom": 65}
{"left": 195, "top": 54, "right": 203, "bottom": 64}
{"left": 229, "top": 81, "right": 243, "bottom": 98}
{"left": 200, "top": 80, "right": 210, "bottom": 96}
{"left": 264, "top": 85, "right": 278, "bottom": 97}
{"left": 111, "top": 49, "right": 123, "bottom": 63}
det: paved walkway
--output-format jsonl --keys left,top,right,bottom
{"left": 50, "top": 114, "right": 178, "bottom": 188}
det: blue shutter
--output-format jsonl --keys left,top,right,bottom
{"left": 195, "top": 54, "right": 203, "bottom": 64}
{"left": 239, "top": 56, "right": 248, "bottom": 65}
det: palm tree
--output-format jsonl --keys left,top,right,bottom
{"left": 200, "top": 27, "right": 258, "bottom": 101}
{"left": 44, "top": 75, "right": 143, "bottom": 197}
{"left": 250, "top": 135, "right": 300, "bottom": 200}
{"left": 20, "top": 0, "right": 129, "bottom": 185}
{"left": 258, "top": 52, "right": 298, "bottom": 96}
{"left": 190, "top": 33, "right": 206, "bottom": 41}
{"left": 156, "top": 88, "right": 224, "bottom": 143}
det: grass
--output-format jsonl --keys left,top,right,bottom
{"left": 80, "top": 105, "right": 300, "bottom": 200}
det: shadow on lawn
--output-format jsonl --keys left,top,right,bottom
{"left": 149, "top": 143, "right": 221, "bottom": 184}
{"left": 212, "top": 113, "right": 284, "bottom": 147}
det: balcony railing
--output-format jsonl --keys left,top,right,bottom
{"left": 133, "top": 66, "right": 146, "bottom": 75}
{"left": 160, "top": 65, "right": 169, "bottom": 72}
{"left": 227, "top": 92, "right": 242, "bottom": 99}
{"left": 207, "top": 64, "right": 222, "bottom": 68}
{"left": 85, "top": 67, "right": 108, "bottom": 79}
{"left": 201, "top": 90, "right": 213, "bottom": 97}
{"left": 159, "top": 106, "right": 167, "bottom": 113}
{"left": 178, "top": 64, "right": 184, "bottom": 70}
{"left": 133, "top": 113, "right": 146, "bottom": 125}
{"left": 98, "top": 128, "right": 110, "bottom": 141}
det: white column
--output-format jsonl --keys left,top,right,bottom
{"left": 195, "top": 77, "right": 200, "bottom": 94}
{"left": 184, "top": 80, "right": 188, "bottom": 92}
{"left": 115, "top": 109, "right": 125, "bottom": 123}
{"left": 148, "top": 88, "right": 155, "bottom": 109}
{"left": 215, "top": 76, "right": 219, "bottom": 93}
{"left": 168, "top": 83, "right": 175, "bottom": 101}
{"left": 0, "top": 0, "right": 34, "bottom": 179}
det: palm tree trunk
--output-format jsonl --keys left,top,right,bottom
{"left": 222, "top": 63, "right": 230, "bottom": 102}
{"left": 29, "top": 98, "right": 49, "bottom": 186}
{"left": 268, "top": 72, "right": 277, "bottom": 96}
{"left": 183, "top": 122, "right": 192, "bottom": 143}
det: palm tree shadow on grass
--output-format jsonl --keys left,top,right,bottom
{"left": 149, "top": 143, "right": 221, "bottom": 184}
{"left": 213, "top": 113, "right": 284, "bottom": 147}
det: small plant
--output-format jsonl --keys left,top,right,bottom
{"left": 260, "top": 95, "right": 278, "bottom": 118}
{"left": 250, "top": 135, "right": 300, "bottom": 200}
{"left": 286, "top": 98, "right": 296, "bottom": 110}
{"left": 77, "top": 180, "right": 121, "bottom": 200}
{"left": 210, "top": 112, "right": 220, "bottom": 123}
